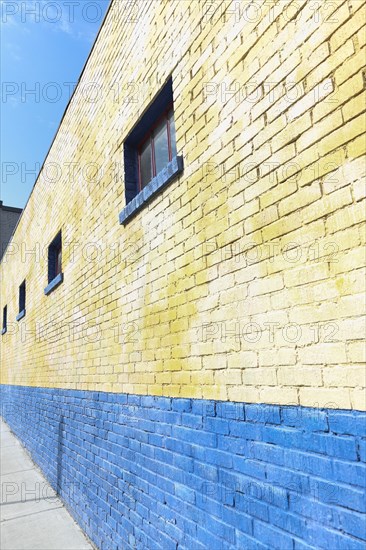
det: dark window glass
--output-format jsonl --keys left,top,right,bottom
{"left": 48, "top": 231, "right": 62, "bottom": 283}
{"left": 2, "top": 306, "right": 7, "bottom": 330}
{"left": 154, "top": 118, "right": 170, "bottom": 175}
{"left": 19, "top": 280, "right": 26, "bottom": 312}
{"left": 139, "top": 139, "right": 152, "bottom": 189}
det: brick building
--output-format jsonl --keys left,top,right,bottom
{"left": 1, "top": 1, "right": 365, "bottom": 548}
{"left": 0, "top": 201, "right": 22, "bottom": 262}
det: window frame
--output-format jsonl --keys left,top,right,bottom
{"left": 120, "top": 77, "right": 183, "bottom": 226}
{"left": 55, "top": 245, "right": 62, "bottom": 277}
{"left": 137, "top": 103, "right": 174, "bottom": 191}
{"left": 2, "top": 305, "right": 7, "bottom": 335}
{"left": 16, "top": 280, "right": 26, "bottom": 321}
{"left": 44, "top": 231, "right": 64, "bottom": 296}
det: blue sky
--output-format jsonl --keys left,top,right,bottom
{"left": 1, "top": 0, "right": 110, "bottom": 208}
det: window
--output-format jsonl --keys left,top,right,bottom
{"left": 44, "top": 231, "right": 63, "bottom": 295}
{"left": 138, "top": 107, "right": 177, "bottom": 190}
{"left": 2, "top": 306, "right": 7, "bottom": 335}
{"left": 16, "top": 280, "right": 26, "bottom": 321}
{"left": 120, "top": 77, "right": 183, "bottom": 225}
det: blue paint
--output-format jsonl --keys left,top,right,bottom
{"left": 16, "top": 309, "right": 26, "bottom": 321}
{"left": 119, "top": 155, "right": 184, "bottom": 225}
{"left": 1, "top": 384, "right": 365, "bottom": 550}
{"left": 44, "top": 272, "right": 63, "bottom": 295}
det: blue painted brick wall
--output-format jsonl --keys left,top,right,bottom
{"left": 1, "top": 384, "right": 365, "bottom": 550}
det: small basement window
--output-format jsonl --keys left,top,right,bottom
{"left": 119, "top": 77, "right": 183, "bottom": 225}
{"left": 1, "top": 305, "right": 7, "bottom": 335}
{"left": 44, "top": 231, "right": 63, "bottom": 295}
{"left": 16, "top": 280, "right": 26, "bottom": 321}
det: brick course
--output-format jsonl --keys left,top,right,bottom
{"left": 1, "top": 385, "right": 365, "bottom": 550}
{"left": 1, "top": 1, "right": 366, "bottom": 546}
{"left": 0, "top": 0, "right": 365, "bottom": 406}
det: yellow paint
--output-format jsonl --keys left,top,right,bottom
{"left": 1, "top": 0, "right": 365, "bottom": 410}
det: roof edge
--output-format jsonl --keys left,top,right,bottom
{"left": 1, "top": 0, "right": 114, "bottom": 264}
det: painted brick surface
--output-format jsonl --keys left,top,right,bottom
{"left": 0, "top": 0, "right": 365, "bottom": 408}
{"left": 1, "top": 1, "right": 366, "bottom": 547}
{"left": 1, "top": 385, "right": 366, "bottom": 550}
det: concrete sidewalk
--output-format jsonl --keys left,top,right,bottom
{"left": 0, "top": 419, "right": 93, "bottom": 550}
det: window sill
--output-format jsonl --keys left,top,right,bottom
{"left": 44, "top": 273, "right": 64, "bottom": 296}
{"left": 119, "top": 155, "right": 184, "bottom": 225}
{"left": 1, "top": 328, "right": 7, "bottom": 335}
{"left": 16, "top": 309, "right": 26, "bottom": 322}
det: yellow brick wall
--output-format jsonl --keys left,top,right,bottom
{"left": 1, "top": 0, "right": 365, "bottom": 410}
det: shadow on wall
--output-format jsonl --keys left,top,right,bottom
{"left": 57, "top": 415, "right": 65, "bottom": 495}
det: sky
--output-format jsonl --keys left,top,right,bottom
{"left": 1, "top": 0, "right": 110, "bottom": 208}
